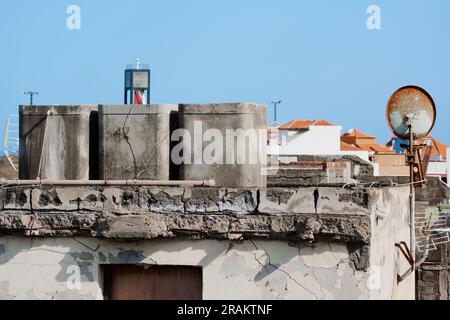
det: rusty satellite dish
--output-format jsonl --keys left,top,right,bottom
{"left": 386, "top": 86, "right": 436, "bottom": 139}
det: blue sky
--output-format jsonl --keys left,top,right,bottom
{"left": 0, "top": 0, "right": 449, "bottom": 147}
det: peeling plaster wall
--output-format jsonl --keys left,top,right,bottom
{"left": 0, "top": 237, "right": 370, "bottom": 300}
{"left": 368, "top": 187, "right": 414, "bottom": 300}
{"left": 0, "top": 185, "right": 413, "bottom": 300}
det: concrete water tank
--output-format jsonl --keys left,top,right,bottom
{"left": 177, "top": 103, "right": 267, "bottom": 187}
{"left": 98, "top": 104, "right": 178, "bottom": 180}
{"left": 19, "top": 105, "right": 97, "bottom": 180}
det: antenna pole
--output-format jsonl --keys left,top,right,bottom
{"left": 24, "top": 91, "right": 39, "bottom": 105}
{"left": 271, "top": 100, "right": 281, "bottom": 123}
{"left": 275, "top": 104, "right": 277, "bottom": 122}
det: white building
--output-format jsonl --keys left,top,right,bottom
{"left": 267, "top": 119, "right": 370, "bottom": 162}
{"left": 423, "top": 137, "right": 448, "bottom": 183}
{"left": 340, "top": 141, "right": 371, "bottom": 162}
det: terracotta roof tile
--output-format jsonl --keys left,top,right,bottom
{"left": 340, "top": 141, "right": 362, "bottom": 151}
{"left": 279, "top": 119, "right": 334, "bottom": 130}
{"left": 433, "top": 140, "right": 448, "bottom": 160}
{"left": 343, "top": 129, "right": 375, "bottom": 139}
{"left": 369, "top": 144, "right": 395, "bottom": 153}
{"left": 421, "top": 136, "right": 448, "bottom": 160}
{"left": 356, "top": 143, "right": 394, "bottom": 153}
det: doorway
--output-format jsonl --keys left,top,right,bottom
{"left": 102, "top": 265, "right": 203, "bottom": 300}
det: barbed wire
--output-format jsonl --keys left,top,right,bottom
{"left": 342, "top": 179, "right": 428, "bottom": 190}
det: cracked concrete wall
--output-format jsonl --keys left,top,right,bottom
{"left": 98, "top": 104, "right": 177, "bottom": 180}
{"left": 0, "top": 237, "right": 370, "bottom": 300}
{"left": 0, "top": 185, "right": 413, "bottom": 299}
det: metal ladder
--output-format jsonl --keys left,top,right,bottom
{"left": 3, "top": 114, "right": 19, "bottom": 172}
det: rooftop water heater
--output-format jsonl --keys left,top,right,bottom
{"left": 124, "top": 59, "right": 150, "bottom": 104}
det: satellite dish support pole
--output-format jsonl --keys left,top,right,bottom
{"left": 407, "top": 125, "right": 416, "bottom": 268}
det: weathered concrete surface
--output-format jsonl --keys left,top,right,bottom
{"left": 295, "top": 155, "right": 374, "bottom": 179}
{"left": 0, "top": 185, "right": 380, "bottom": 243}
{"left": 358, "top": 176, "right": 450, "bottom": 207}
{"left": 0, "top": 184, "right": 413, "bottom": 300}
{"left": 98, "top": 104, "right": 178, "bottom": 180}
{"left": 368, "top": 185, "right": 414, "bottom": 299}
{"left": 268, "top": 155, "right": 374, "bottom": 187}
{"left": 417, "top": 265, "right": 450, "bottom": 300}
{"left": 416, "top": 234, "right": 449, "bottom": 300}
{"left": 267, "top": 167, "right": 328, "bottom": 186}
{"left": 413, "top": 178, "right": 449, "bottom": 301}
{"left": 415, "top": 177, "right": 450, "bottom": 207}
{"left": 0, "top": 211, "right": 371, "bottom": 243}
{"left": 19, "top": 105, "right": 97, "bottom": 180}
{"left": 178, "top": 103, "right": 267, "bottom": 187}
{"left": 0, "top": 237, "right": 371, "bottom": 300}
{"left": 359, "top": 176, "right": 450, "bottom": 300}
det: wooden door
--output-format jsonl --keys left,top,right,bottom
{"left": 103, "top": 265, "right": 202, "bottom": 300}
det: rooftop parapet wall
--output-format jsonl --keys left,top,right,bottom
{"left": 268, "top": 155, "right": 374, "bottom": 187}
{"left": 0, "top": 184, "right": 408, "bottom": 245}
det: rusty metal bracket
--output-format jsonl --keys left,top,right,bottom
{"left": 395, "top": 241, "right": 415, "bottom": 283}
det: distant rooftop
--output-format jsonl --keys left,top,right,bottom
{"left": 387, "top": 135, "right": 448, "bottom": 160}
{"left": 341, "top": 128, "right": 394, "bottom": 153}
{"left": 340, "top": 141, "right": 362, "bottom": 151}
{"left": 342, "top": 129, "right": 375, "bottom": 139}
{"left": 279, "top": 119, "right": 335, "bottom": 130}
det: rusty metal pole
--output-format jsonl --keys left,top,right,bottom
{"left": 386, "top": 86, "right": 437, "bottom": 277}
{"left": 408, "top": 125, "right": 416, "bottom": 267}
